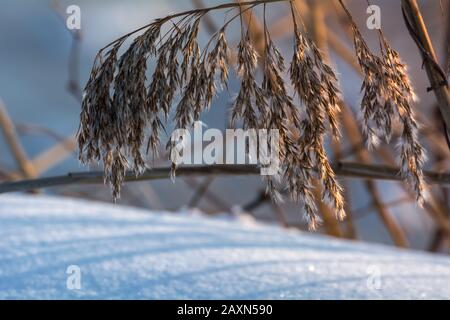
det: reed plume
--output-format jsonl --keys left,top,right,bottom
{"left": 78, "top": 0, "right": 427, "bottom": 228}
{"left": 342, "top": 1, "right": 427, "bottom": 204}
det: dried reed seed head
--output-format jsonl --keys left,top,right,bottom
{"left": 263, "top": 33, "right": 300, "bottom": 132}
{"left": 205, "top": 30, "right": 229, "bottom": 106}
{"left": 351, "top": 24, "right": 427, "bottom": 203}
{"left": 288, "top": 29, "right": 346, "bottom": 223}
{"left": 210, "top": 30, "right": 230, "bottom": 87}
{"left": 78, "top": 6, "right": 426, "bottom": 228}
{"left": 180, "top": 18, "right": 201, "bottom": 85}
{"left": 232, "top": 33, "right": 266, "bottom": 129}
{"left": 78, "top": 24, "right": 164, "bottom": 199}
{"left": 79, "top": 42, "right": 123, "bottom": 167}
{"left": 290, "top": 31, "right": 341, "bottom": 136}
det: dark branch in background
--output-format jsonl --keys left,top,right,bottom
{"left": 0, "top": 99, "right": 37, "bottom": 179}
{"left": 16, "top": 123, "right": 73, "bottom": 146}
{"left": 446, "top": 0, "right": 450, "bottom": 77}
{"left": 402, "top": 0, "right": 450, "bottom": 134}
{"left": 191, "top": 0, "right": 219, "bottom": 34}
{"left": 188, "top": 177, "right": 214, "bottom": 208}
{"left": 52, "top": 0, "right": 83, "bottom": 102}
{"left": 429, "top": 1, "right": 450, "bottom": 252}
{"left": 1, "top": 162, "right": 450, "bottom": 195}
{"left": 183, "top": 177, "right": 231, "bottom": 211}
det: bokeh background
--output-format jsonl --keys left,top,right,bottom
{"left": 0, "top": 0, "right": 448, "bottom": 251}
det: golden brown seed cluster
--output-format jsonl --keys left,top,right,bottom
{"left": 78, "top": 1, "right": 426, "bottom": 229}
{"left": 352, "top": 26, "right": 426, "bottom": 205}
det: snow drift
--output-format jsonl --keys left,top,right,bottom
{"left": 0, "top": 194, "right": 449, "bottom": 299}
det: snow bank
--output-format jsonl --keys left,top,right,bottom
{"left": 0, "top": 194, "right": 449, "bottom": 299}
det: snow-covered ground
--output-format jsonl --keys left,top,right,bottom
{"left": 0, "top": 194, "right": 449, "bottom": 300}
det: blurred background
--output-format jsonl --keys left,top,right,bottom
{"left": 0, "top": 0, "right": 449, "bottom": 252}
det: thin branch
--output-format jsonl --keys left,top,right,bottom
{"left": 377, "top": 146, "right": 450, "bottom": 243}
{"left": 340, "top": 104, "right": 409, "bottom": 247}
{"left": 31, "top": 134, "right": 76, "bottom": 175}
{"left": 183, "top": 177, "right": 231, "bottom": 211}
{"left": 402, "top": 0, "right": 450, "bottom": 131}
{"left": 52, "top": 0, "right": 83, "bottom": 102}
{"left": 270, "top": 201, "right": 289, "bottom": 228}
{"left": 1, "top": 162, "right": 450, "bottom": 195}
{"left": 0, "top": 99, "right": 37, "bottom": 179}
{"left": 242, "top": 189, "right": 269, "bottom": 211}
{"left": 0, "top": 165, "right": 257, "bottom": 194}
{"left": 350, "top": 196, "right": 412, "bottom": 220}
{"left": 313, "top": 180, "right": 344, "bottom": 238}
{"left": 16, "top": 123, "right": 72, "bottom": 144}
{"left": 98, "top": 0, "right": 289, "bottom": 53}
{"left": 188, "top": 177, "right": 214, "bottom": 208}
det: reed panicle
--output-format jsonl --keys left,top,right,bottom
{"left": 351, "top": 24, "right": 427, "bottom": 205}
{"left": 78, "top": 0, "right": 427, "bottom": 228}
{"left": 233, "top": 31, "right": 267, "bottom": 129}
{"left": 288, "top": 20, "right": 345, "bottom": 227}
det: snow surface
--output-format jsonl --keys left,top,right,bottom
{"left": 0, "top": 194, "right": 449, "bottom": 300}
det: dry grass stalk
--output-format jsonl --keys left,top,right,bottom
{"left": 287, "top": 3, "right": 344, "bottom": 228}
{"left": 78, "top": 0, "right": 427, "bottom": 229}
{"left": 0, "top": 99, "right": 37, "bottom": 179}
{"left": 338, "top": 0, "right": 427, "bottom": 206}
